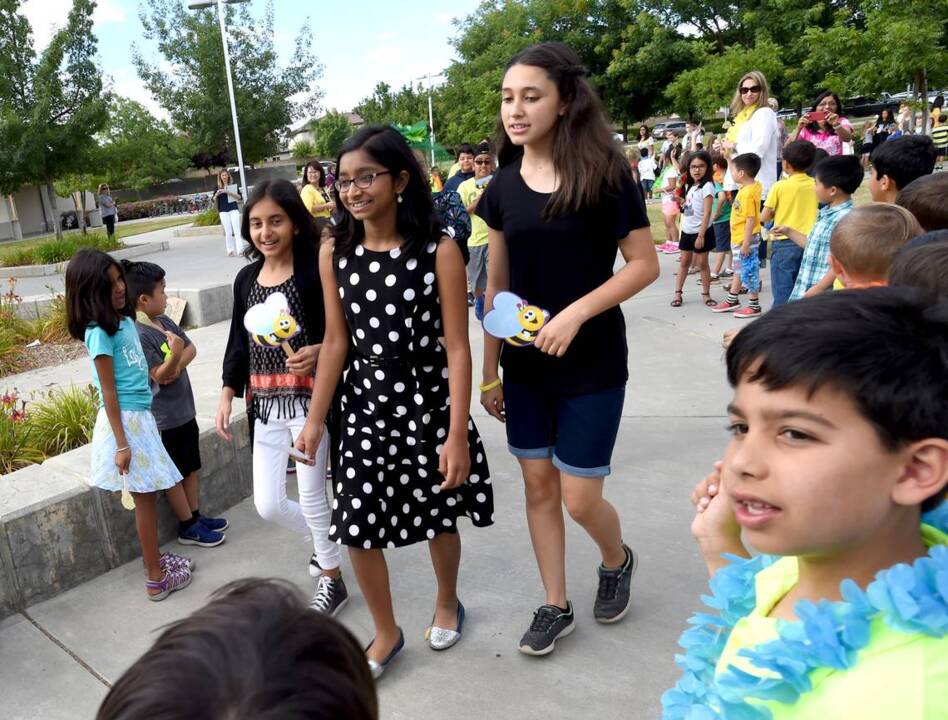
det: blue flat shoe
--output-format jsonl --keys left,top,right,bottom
{"left": 426, "top": 601, "right": 465, "bottom": 651}
{"left": 367, "top": 629, "right": 404, "bottom": 680}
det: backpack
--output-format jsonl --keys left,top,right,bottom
{"left": 432, "top": 190, "right": 471, "bottom": 264}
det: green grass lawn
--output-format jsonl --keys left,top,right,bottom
{"left": 0, "top": 216, "right": 194, "bottom": 252}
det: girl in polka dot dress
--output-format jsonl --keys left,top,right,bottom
{"left": 298, "top": 126, "right": 493, "bottom": 678}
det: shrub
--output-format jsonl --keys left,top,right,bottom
{"left": 0, "top": 246, "right": 37, "bottom": 268}
{"left": 0, "top": 232, "right": 121, "bottom": 268}
{"left": 28, "top": 385, "right": 99, "bottom": 456}
{"left": 0, "top": 391, "right": 45, "bottom": 473}
{"left": 192, "top": 207, "right": 221, "bottom": 227}
{"left": 34, "top": 291, "right": 70, "bottom": 344}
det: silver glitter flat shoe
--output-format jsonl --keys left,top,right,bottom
{"left": 426, "top": 601, "right": 465, "bottom": 651}
{"left": 367, "top": 629, "right": 404, "bottom": 680}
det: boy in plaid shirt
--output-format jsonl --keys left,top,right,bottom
{"left": 775, "top": 156, "right": 863, "bottom": 300}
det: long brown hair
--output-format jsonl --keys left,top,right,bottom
{"left": 216, "top": 168, "right": 231, "bottom": 190}
{"left": 494, "top": 42, "right": 629, "bottom": 219}
{"left": 729, "top": 70, "right": 771, "bottom": 118}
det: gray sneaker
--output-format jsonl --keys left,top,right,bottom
{"left": 518, "top": 602, "right": 575, "bottom": 656}
{"left": 309, "top": 574, "right": 349, "bottom": 616}
{"left": 594, "top": 544, "right": 637, "bottom": 623}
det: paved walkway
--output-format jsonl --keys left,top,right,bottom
{"left": 0, "top": 245, "right": 772, "bottom": 720}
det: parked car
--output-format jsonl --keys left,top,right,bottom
{"left": 776, "top": 108, "right": 799, "bottom": 120}
{"left": 652, "top": 120, "right": 688, "bottom": 138}
{"left": 843, "top": 94, "right": 893, "bottom": 118}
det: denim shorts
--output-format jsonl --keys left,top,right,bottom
{"left": 712, "top": 222, "right": 731, "bottom": 253}
{"left": 504, "top": 381, "right": 625, "bottom": 477}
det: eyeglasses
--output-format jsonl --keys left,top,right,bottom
{"left": 333, "top": 171, "right": 391, "bottom": 193}
{"left": 740, "top": 85, "right": 761, "bottom": 95}
{"left": 474, "top": 159, "right": 492, "bottom": 165}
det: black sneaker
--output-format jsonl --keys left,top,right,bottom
{"left": 594, "top": 544, "right": 637, "bottom": 624}
{"left": 518, "top": 602, "right": 575, "bottom": 656}
{"left": 309, "top": 574, "right": 349, "bottom": 616}
{"left": 309, "top": 553, "right": 322, "bottom": 578}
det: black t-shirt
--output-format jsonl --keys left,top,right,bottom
{"left": 477, "top": 156, "right": 649, "bottom": 395}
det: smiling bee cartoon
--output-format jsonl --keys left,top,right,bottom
{"left": 482, "top": 291, "right": 551, "bottom": 347}
{"left": 243, "top": 292, "right": 301, "bottom": 356}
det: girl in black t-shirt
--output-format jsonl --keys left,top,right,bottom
{"left": 476, "top": 42, "right": 659, "bottom": 656}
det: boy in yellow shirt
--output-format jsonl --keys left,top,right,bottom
{"left": 761, "top": 140, "right": 818, "bottom": 307}
{"left": 711, "top": 153, "right": 762, "bottom": 317}
{"left": 666, "top": 288, "right": 948, "bottom": 720}
{"left": 457, "top": 143, "right": 494, "bottom": 319}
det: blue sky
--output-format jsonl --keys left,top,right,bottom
{"left": 22, "top": 0, "right": 482, "bottom": 121}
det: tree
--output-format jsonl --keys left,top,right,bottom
{"left": 97, "top": 97, "right": 191, "bottom": 192}
{"left": 133, "top": 0, "right": 323, "bottom": 165}
{"left": 291, "top": 139, "right": 317, "bottom": 161}
{"left": 0, "top": 0, "right": 108, "bottom": 240}
{"left": 354, "top": 81, "right": 432, "bottom": 127}
{"left": 310, "top": 112, "right": 353, "bottom": 159}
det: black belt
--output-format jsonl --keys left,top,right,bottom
{"left": 354, "top": 350, "right": 441, "bottom": 368}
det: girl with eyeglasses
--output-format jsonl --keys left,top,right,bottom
{"left": 476, "top": 42, "right": 658, "bottom": 657}
{"left": 296, "top": 125, "right": 494, "bottom": 678}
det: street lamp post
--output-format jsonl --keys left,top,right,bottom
{"left": 187, "top": 0, "right": 250, "bottom": 199}
{"left": 415, "top": 73, "right": 445, "bottom": 167}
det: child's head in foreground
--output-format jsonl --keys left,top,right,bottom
{"left": 723, "top": 288, "right": 948, "bottom": 558}
{"left": 889, "top": 232, "right": 948, "bottom": 297}
{"left": 65, "top": 248, "right": 134, "bottom": 340}
{"left": 97, "top": 579, "right": 378, "bottom": 720}
{"left": 828, "top": 203, "right": 922, "bottom": 287}
{"left": 869, "top": 135, "right": 937, "bottom": 202}
{"left": 812, "top": 154, "right": 862, "bottom": 205}
{"left": 895, "top": 172, "right": 948, "bottom": 232}
{"left": 121, "top": 260, "right": 168, "bottom": 317}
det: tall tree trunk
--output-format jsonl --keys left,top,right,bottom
{"left": 73, "top": 191, "right": 87, "bottom": 234}
{"left": 5, "top": 195, "right": 23, "bottom": 242}
{"left": 918, "top": 68, "right": 929, "bottom": 134}
{"left": 45, "top": 179, "right": 63, "bottom": 240}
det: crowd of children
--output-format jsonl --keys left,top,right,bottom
{"left": 61, "top": 43, "right": 946, "bottom": 718}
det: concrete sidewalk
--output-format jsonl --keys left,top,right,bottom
{"left": 0, "top": 251, "right": 771, "bottom": 720}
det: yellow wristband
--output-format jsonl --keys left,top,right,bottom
{"left": 479, "top": 378, "right": 502, "bottom": 393}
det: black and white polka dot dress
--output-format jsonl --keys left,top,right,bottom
{"left": 330, "top": 238, "right": 493, "bottom": 549}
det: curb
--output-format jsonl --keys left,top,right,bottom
{"left": 173, "top": 226, "right": 223, "bottom": 238}
{"left": 0, "top": 241, "right": 171, "bottom": 279}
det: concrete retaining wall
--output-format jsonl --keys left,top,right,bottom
{"left": 0, "top": 417, "right": 251, "bottom": 618}
{"left": 0, "top": 240, "right": 170, "bottom": 279}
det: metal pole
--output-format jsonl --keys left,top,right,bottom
{"left": 427, "top": 74, "right": 435, "bottom": 166}
{"left": 216, "top": 0, "right": 248, "bottom": 199}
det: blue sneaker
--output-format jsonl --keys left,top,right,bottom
{"left": 474, "top": 295, "right": 485, "bottom": 321}
{"left": 178, "top": 521, "right": 225, "bottom": 548}
{"left": 199, "top": 515, "right": 229, "bottom": 532}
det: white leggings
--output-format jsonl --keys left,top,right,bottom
{"left": 252, "top": 413, "right": 340, "bottom": 569}
{"left": 221, "top": 208, "right": 245, "bottom": 254}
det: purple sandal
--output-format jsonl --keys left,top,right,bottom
{"left": 146, "top": 566, "right": 192, "bottom": 602}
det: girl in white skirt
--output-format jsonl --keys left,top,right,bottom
{"left": 66, "top": 249, "right": 196, "bottom": 601}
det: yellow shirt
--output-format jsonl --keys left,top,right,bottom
{"left": 447, "top": 162, "right": 460, "bottom": 179}
{"left": 300, "top": 184, "right": 332, "bottom": 218}
{"left": 716, "top": 523, "right": 948, "bottom": 720}
{"left": 730, "top": 181, "right": 762, "bottom": 246}
{"left": 764, "top": 173, "right": 818, "bottom": 240}
{"left": 457, "top": 177, "right": 489, "bottom": 248}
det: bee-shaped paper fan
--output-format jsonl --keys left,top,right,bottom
{"left": 482, "top": 291, "right": 550, "bottom": 347}
{"left": 243, "top": 292, "right": 300, "bottom": 356}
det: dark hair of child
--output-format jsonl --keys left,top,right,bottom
{"left": 331, "top": 125, "right": 442, "bottom": 262}
{"left": 726, "top": 287, "right": 948, "bottom": 512}
{"left": 65, "top": 248, "right": 135, "bottom": 340}
{"left": 782, "top": 139, "right": 817, "bottom": 173}
{"left": 682, "top": 150, "right": 714, "bottom": 194}
{"left": 313, "top": 216, "right": 331, "bottom": 244}
{"left": 302, "top": 160, "right": 327, "bottom": 189}
{"left": 730, "top": 152, "right": 761, "bottom": 178}
{"left": 641, "top": 148, "right": 649, "bottom": 158}
{"left": 494, "top": 41, "right": 630, "bottom": 219}
{"left": 895, "top": 172, "right": 948, "bottom": 231}
{"left": 240, "top": 179, "right": 320, "bottom": 263}
{"left": 814, "top": 154, "right": 864, "bottom": 194}
{"left": 829, "top": 204, "right": 922, "bottom": 279}
{"left": 711, "top": 153, "right": 727, "bottom": 171}
{"left": 121, "top": 260, "right": 166, "bottom": 305}
{"left": 96, "top": 579, "right": 378, "bottom": 720}
{"left": 889, "top": 242, "right": 948, "bottom": 298}
{"left": 870, "top": 135, "right": 938, "bottom": 191}
{"left": 456, "top": 143, "right": 475, "bottom": 158}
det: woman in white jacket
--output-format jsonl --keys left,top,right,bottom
{"left": 722, "top": 70, "right": 778, "bottom": 266}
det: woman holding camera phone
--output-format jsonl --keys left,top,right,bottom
{"left": 787, "top": 91, "right": 853, "bottom": 156}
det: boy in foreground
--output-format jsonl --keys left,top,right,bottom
{"left": 663, "top": 289, "right": 948, "bottom": 719}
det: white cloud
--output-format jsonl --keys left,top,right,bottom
{"left": 377, "top": 31, "right": 395, "bottom": 41}
{"left": 433, "top": 12, "right": 453, "bottom": 25}
{"left": 22, "top": 0, "right": 126, "bottom": 52}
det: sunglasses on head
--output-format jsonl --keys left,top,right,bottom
{"left": 740, "top": 85, "right": 761, "bottom": 94}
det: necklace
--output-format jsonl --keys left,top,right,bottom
{"left": 661, "top": 505, "right": 948, "bottom": 719}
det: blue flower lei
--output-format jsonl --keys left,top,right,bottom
{"left": 661, "top": 505, "right": 948, "bottom": 720}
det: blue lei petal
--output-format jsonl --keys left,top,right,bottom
{"left": 661, "top": 519, "right": 948, "bottom": 720}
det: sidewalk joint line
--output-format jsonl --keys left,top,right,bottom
{"left": 21, "top": 610, "right": 112, "bottom": 689}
